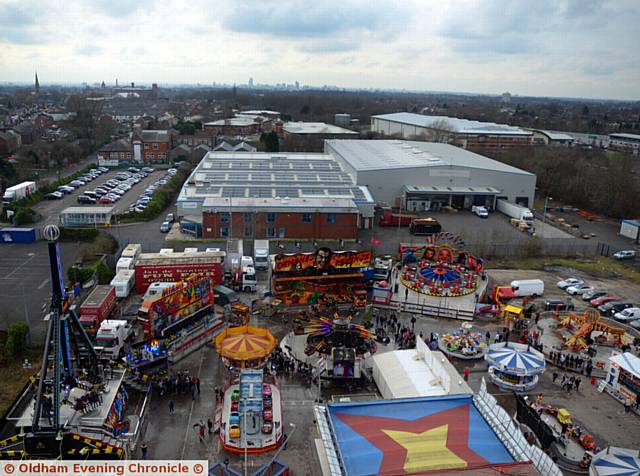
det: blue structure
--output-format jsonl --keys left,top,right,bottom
{"left": 0, "top": 227, "right": 37, "bottom": 243}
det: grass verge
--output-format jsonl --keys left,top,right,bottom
{"left": 0, "top": 348, "right": 41, "bottom": 417}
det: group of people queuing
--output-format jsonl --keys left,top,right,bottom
{"left": 268, "top": 345, "right": 314, "bottom": 381}
{"left": 156, "top": 370, "right": 201, "bottom": 400}
{"left": 373, "top": 309, "right": 418, "bottom": 350}
{"left": 549, "top": 351, "right": 593, "bottom": 376}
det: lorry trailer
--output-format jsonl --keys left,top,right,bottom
{"left": 79, "top": 285, "right": 117, "bottom": 336}
{"left": 378, "top": 207, "right": 417, "bottom": 227}
{"left": 496, "top": 199, "right": 534, "bottom": 224}
{"left": 2, "top": 181, "right": 37, "bottom": 204}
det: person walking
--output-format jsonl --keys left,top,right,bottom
{"left": 168, "top": 400, "right": 175, "bottom": 414}
{"left": 410, "top": 316, "right": 417, "bottom": 332}
{"left": 485, "top": 331, "right": 490, "bottom": 344}
{"left": 405, "top": 287, "right": 409, "bottom": 301}
{"left": 196, "top": 420, "right": 206, "bottom": 442}
{"left": 552, "top": 372, "right": 559, "bottom": 383}
{"left": 196, "top": 376, "right": 201, "bottom": 394}
{"left": 207, "top": 418, "right": 213, "bottom": 434}
{"left": 140, "top": 442, "right": 148, "bottom": 460}
{"left": 574, "top": 377, "right": 581, "bottom": 392}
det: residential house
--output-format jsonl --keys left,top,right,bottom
{"left": 132, "top": 130, "right": 171, "bottom": 163}
{"left": 97, "top": 139, "right": 133, "bottom": 166}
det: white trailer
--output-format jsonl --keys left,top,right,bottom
{"left": 2, "top": 181, "right": 37, "bottom": 204}
{"left": 496, "top": 199, "right": 534, "bottom": 224}
{"left": 116, "top": 257, "right": 134, "bottom": 273}
{"left": 110, "top": 269, "right": 135, "bottom": 298}
{"left": 253, "top": 240, "right": 270, "bottom": 270}
{"left": 121, "top": 243, "right": 142, "bottom": 260}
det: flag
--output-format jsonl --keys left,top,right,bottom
{"left": 371, "top": 235, "right": 381, "bottom": 246}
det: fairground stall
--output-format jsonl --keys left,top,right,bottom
{"left": 218, "top": 369, "right": 284, "bottom": 455}
{"left": 604, "top": 352, "right": 640, "bottom": 410}
{"left": 438, "top": 322, "right": 487, "bottom": 360}
{"left": 268, "top": 249, "right": 372, "bottom": 306}
{"left": 214, "top": 324, "right": 278, "bottom": 369}
{"left": 485, "top": 342, "right": 546, "bottom": 392}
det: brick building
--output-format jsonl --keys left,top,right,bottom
{"left": 0, "top": 130, "right": 21, "bottom": 154}
{"left": 97, "top": 139, "right": 133, "bottom": 166}
{"left": 201, "top": 197, "right": 358, "bottom": 240}
{"left": 132, "top": 130, "right": 171, "bottom": 163}
{"left": 203, "top": 116, "right": 271, "bottom": 136}
{"left": 278, "top": 121, "right": 358, "bottom": 151}
{"left": 172, "top": 132, "right": 215, "bottom": 148}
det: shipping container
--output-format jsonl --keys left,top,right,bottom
{"left": 0, "top": 227, "right": 37, "bottom": 244}
{"left": 79, "top": 285, "right": 117, "bottom": 335}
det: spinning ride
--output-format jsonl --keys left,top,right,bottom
{"left": 485, "top": 342, "right": 546, "bottom": 392}
{"left": 398, "top": 241, "right": 484, "bottom": 297}
{"left": 560, "top": 309, "right": 625, "bottom": 351}
{"left": 438, "top": 322, "right": 487, "bottom": 359}
{"left": 214, "top": 324, "right": 277, "bottom": 369}
{"left": 294, "top": 314, "right": 378, "bottom": 378}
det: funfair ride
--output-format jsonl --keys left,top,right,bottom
{"left": 0, "top": 226, "right": 145, "bottom": 460}
{"left": 438, "top": 322, "right": 487, "bottom": 359}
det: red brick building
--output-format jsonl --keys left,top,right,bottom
{"left": 132, "top": 130, "right": 171, "bottom": 163}
{"left": 97, "top": 139, "right": 133, "bottom": 166}
{"left": 203, "top": 116, "right": 271, "bottom": 136}
{"left": 172, "top": 132, "right": 215, "bottom": 148}
{"left": 201, "top": 197, "right": 358, "bottom": 240}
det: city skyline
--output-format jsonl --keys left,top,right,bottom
{"left": 0, "top": 0, "right": 639, "bottom": 101}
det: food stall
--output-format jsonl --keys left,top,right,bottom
{"left": 604, "top": 352, "right": 640, "bottom": 409}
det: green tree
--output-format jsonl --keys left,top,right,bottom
{"left": 260, "top": 131, "right": 280, "bottom": 152}
{"left": 6, "top": 322, "right": 29, "bottom": 359}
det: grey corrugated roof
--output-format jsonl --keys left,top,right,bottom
{"left": 140, "top": 130, "right": 170, "bottom": 142}
{"left": 610, "top": 132, "right": 640, "bottom": 140}
{"left": 326, "top": 139, "right": 534, "bottom": 176}
{"left": 283, "top": 122, "right": 357, "bottom": 135}
{"left": 373, "top": 112, "right": 531, "bottom": 136}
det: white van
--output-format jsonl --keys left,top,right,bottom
{"left": 510, "top": 279, "right": 544, "bottom": 297}
{"left": 614, "top": 307, "right": 640, "bottom": 323}
{"left": 116, "top": 257, "right": 134, "bottom": 273}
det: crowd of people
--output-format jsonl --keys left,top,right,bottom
{"left": 549, "top": 351, "right": 594, "bottom": 376}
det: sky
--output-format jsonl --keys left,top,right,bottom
{"left": 0, "top": 0, "right": 639, "bottom": 100}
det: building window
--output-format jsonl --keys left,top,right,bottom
{"left": 244, "top": 212, "right": 253, "bottom": 222}
{"left": 153, "top": 143, "right": 158, "bottom": 149}
{"left": 279, "top": 227, "right": 285, "bottom": 238}
{"left": 145, "top": 153, "right": 153, "bottom": 161}
{"left": 220, "top": 227, "right": 229, "bottom": 237}
{"left": 302, "top": 213, "right": 312, "bottom": 224}
{"left": 158, "top": 153, "right": 166, "bottom": 161}
{"left": 219, "top": 212, "right": 230, "bottom": 224}
{"left": 144, "top": 143, "right": 150, "bottom": 149}
{"left": 126, "top": 153, "right": 131, "bottom": 159}
{"left": 266, "top": 212, "right": 276, "bottom": 223}
{"left": 267, "top": 227, "right": 276, "bottom": 238}
{"left": 327, "top": 213, "right": 336, "bottom": 224}
{"left": 244, "top": 226, "right": 252, "bottom": 237}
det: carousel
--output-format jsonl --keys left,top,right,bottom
{"left": 214, "top": 324, "right": 278, "bottom": 369}
{"left": 399, "top": 241, "right": 484, "bottom": 297}
{"left": 438, "top": 322, "right": 487, "bottom": 359}
{"left": 485, "top": 342, "right": 546, "bottom": 392}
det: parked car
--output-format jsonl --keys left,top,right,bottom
{"left": 544, "top": 299, "right": 575, "bottom": 312}
{"left": 77, "top": 195, "right": 96, "bottom": 204}
{"left": 45, "top": 191, "right": 64, "bottom": 200}
{"left": 69, "top": 180, "right": 86, "bottom": 187}
{"left": 110, "top": 188, "right": 125, "bottom": 196}
{"left": 629, "top": 319, "right": 640, "bottom": 330}
{"left": 261, "top": 422, "right": 273, "bottom": 434}
{"left": 57, "top": 185, "right": 74, "bottom": 194}
{"left": 165, "top": 213, "right": 175, "bottom": 223}
{"left": 229, "top": 424, "right": 240, "bottom": 439}
{"left": 98, "top": 196, "right": 115, "bottom": 204}
{"left": 160, "top": 221, "right": 171, "bottom": 233}
{"left": 613, "top": 307, "right": 640, "bottom": 323}
{"left": 590, "top": 295, "right": 619, "bottom": 307}
{"left": 598, "top": 301, "right": 634, "bottom": 316}
{"left": 142, "top": 167, "right": 154, "bottom": 173}
{"left": 582, "top": 289, "right": 607, "bottom": 301}
{"left": 566, "top": 284, "right": 594, "bottom": 295}
{"left": 128, "top": 167, "right": 140, "bottom": 173}
{"left": 167, "top": 168, "right": 177, "bottom": 174}
{"left": 557, "top": 278, "right": 584, "bottom": 290}
{"left": 83, "top": 191, "right": 99, "bottom": 199}
{"left": 98, "top": 167, "right": 109, "bottom": 173}
{"left": 613, "top": 250, "right": 637, "bottom": 260}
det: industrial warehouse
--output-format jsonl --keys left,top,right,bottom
{"left": 176, "top": 140, "right": 536, "bottom": 238}
{"left": 371, "top": 112, "right": 533, "bottom": 149}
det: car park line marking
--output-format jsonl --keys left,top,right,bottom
{"left": 37, "top": 278, "right": 49, "bottom": 290}
{"left": 3, "top": 253, "right": 36, "bottom": 279}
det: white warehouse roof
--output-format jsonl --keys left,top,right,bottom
{"left": 326, "top": 139, "right": 535, "bottom": 175}
{"left": 373, "top": 112, "right": 532, "bottom": 136}
{"left": 283, "top": 122, "right": 357, "bottom": 135}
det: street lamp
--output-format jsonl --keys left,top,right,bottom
{"left": 541, "top": 196, "right": 553, "bottom": 237}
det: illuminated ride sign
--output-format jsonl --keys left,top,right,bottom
{"left": 274, "top": 249, "right": 372, "bottom": 273}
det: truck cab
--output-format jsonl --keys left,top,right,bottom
{"left": 240, "top": 265, "right": 257, "bottom": 293}
{"left": 94, "top": 319, "right": 132, "bottom": 359}
{"left": 373, "top": 256, "right": 393, "bottom": 281}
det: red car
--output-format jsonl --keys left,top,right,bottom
{"left": 263, "top": 409, "right": 272, "bottom": 422}
{"left": 591, "top": 295, "right": 618, "bottom": 307}
{"left": 261, "top": 422, "right": 273, "bottom": 434}
{"left": 98, "top": 196, "right": 115, "bottom": 204}
{"left": 231, "top": 401, "right": 239, "bottom": 412}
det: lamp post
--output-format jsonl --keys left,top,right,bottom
{"left": 254, "top": 423, "right": 297, "bottom": 476}
{"left": 541, "top": 196, "right": 553, "bottom": 238}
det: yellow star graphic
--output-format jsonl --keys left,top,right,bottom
{"left": 382, "top": 424, "right": 467, "bottom": 473}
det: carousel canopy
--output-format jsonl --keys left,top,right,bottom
{"left": 486, "top": 343, "right": 545, "bottom": 374}
{"left": 591, "top": 447, "right": 640, "bottom": 476}
{"left": 214, "top": 324, "right": 277, "bottom": 361}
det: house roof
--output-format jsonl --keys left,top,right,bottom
{"left": 100, "top": 139, "right": 132, "bottom": 152}
{"left": 373, "top": 112, "right": 532, "bottom": 136}
{"left": 139, "top": 130, "right": 170, "bottom": 142}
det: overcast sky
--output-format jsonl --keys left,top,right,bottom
{"left": 1, "top": 0, "right": 639, "bottom": 100}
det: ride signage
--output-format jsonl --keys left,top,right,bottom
{"left": 274, "top": 249, "right": 372, "bottom": 272}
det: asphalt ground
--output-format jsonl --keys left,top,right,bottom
{"left": 0, "top": 241, "right": 80, "bottom": 341}
{"left": 33, "top": 168, "right": 165, "bottom": 224}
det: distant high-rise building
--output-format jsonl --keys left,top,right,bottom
{"left": 35, "top": 72, "right": 40, "bottom": 92}
{"left": 101, "top": 81, "right": 106, "bottom": 88}
{"left": 248, "top": 77, "right": 254, "bottom": 88}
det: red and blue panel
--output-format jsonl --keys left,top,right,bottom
{"left": 327, "top": 395, "right": 515, "bottom": 476}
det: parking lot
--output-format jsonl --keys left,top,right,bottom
{"left": 33, "top": 167, "right": 165, "bottom": 224}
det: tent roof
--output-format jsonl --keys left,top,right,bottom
{"left": 609, "top": 352, "right": 640, "bottom": 378}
